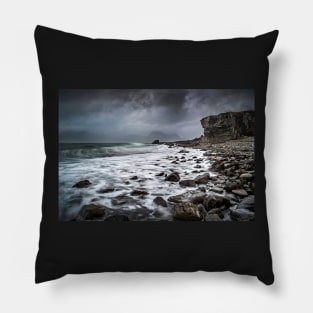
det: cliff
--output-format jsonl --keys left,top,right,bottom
{"left": 200, "top": 111, "right": 254, "bottom": 143}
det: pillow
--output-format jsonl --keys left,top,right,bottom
{"left": 34, "top": 25, "right": 278, "bottom": 284}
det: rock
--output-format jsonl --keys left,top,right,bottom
{"left": 130, "top": 175, "right": 138, "bottom": 180}
{"left": 238, "top": 195, "right": 255, "bottom": 211}
{"left": 168, "top": 191, "right": 206, "bottom": 204}
{"left": 224, "top": 181, "right": 242, "bottom": 191}
{"left": 232, "top": 189, "right": 248, "bottom": 197}
{"left": 104, "top": 214, "right": 129, "bottom": 221}
{"left": 152, "top": 139, "right": 160, "bottom": 144}
{"left": 205, "top": 213, "right": 222, "bottom": 221}
{"left": 153, "top": 196, "right": 167, "bottom": 207}
{"left": 210, "top": 186, "right": 223, "bottom": 193}
{"left": 203, "top": 195, "right": 230, "bottom": 210}
{"left": 201, "top": 111, "right": 254, "bottom": 143}
{"left": 172, "top": 202, "right": 202, "bottom": 220}
{"left": 230, "top": 208, "right": 255, "bottom": 221}
{"left": 197, "top": 204, "right": 207, "bottom": 217}
{"left": 240, "top": 173, "right": 253, "bottom": 180}
{"left": 155, "top": 172, "right": 164, "bottom": 177}
{"left": 72, "top": 180, "right": 91, "bottom": 188}
{"left": 190, "top": 194, "right": 207, "bottom": 204}
{"left": 194, "top": 173, "right": 211, "bottom": 184}
{"left": 131, "top": 189, "right": 149, "bottom": 196}
{"left": 97, "top": 187, "right": 115, "bottom": 193}
{"left": 111, "top": 195, "right": 136, "bottom": 206}
{"left": 76, "top": 204, "right": 106, "bottom": 221}
{"left": 194, "top": 165, "right": 202, "bottom": 169}
{"left": 179, "top": 179, "right": 196, "bottom": 187}
{"left": 165, "top": 172, "right": 180, "bottom": 182}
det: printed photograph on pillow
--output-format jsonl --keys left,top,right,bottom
{"left": 59, "top": 89, "right": 255, "bottom": 222}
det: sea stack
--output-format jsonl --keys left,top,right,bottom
{"left": 200, "top": 110, "right": 254, "bottom": 143}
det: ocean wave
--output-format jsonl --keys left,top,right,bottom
{"left": 59, "top": 143, "right": 161, "bottom": 159}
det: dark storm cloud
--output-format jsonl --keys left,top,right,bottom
{"left": 59, "top": 89, "right": 254, "bottom": 142}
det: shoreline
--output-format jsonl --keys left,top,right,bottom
{"left": 65, "top": 136, "right": 255, "bottom": 222}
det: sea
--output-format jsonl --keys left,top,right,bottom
{"left": 59, "top": 142, "right": 211, "bottom": 221}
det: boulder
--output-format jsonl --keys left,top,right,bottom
{"left": 203, "top": 194, "right": 230, "bottom": 210}
{"left": 130, "top": 189, "right": 149, "bottom": 196}
{"left": 155, "top": 172, "right": 164, "bottom": 177}
{"left": 165, "top": 172, "right": 180, "bottom": 182}
{"left": 224, "top": 181, "right": 242, "bottom": 191}
{"left": 194, "top": 173, "right": 211, "bottom": 184}
{"left": 76, "top": 204, "right": 106, "bottom": 221}
{"left": 153, "top": 196, "right": 167, "bottom": 207}
{"left": 238, "top": 195, "right": 255, "bottom": 211}
{"left": 152, "top": 139, "right": 160, "bottom": 144}
{"left": 111, "top": 195, "right": 136, "bottom": 206}
{"left": 205, "top": 213, "right": 222, "bottom": 221}
{"left": 232, "top": 189, "right": 248, "bottom": 197}
{"left": 130, "top": 175, "right": 138, "bottom": 180}
{"left": 210, "top": 186, "right": 223, "bottom": 193}
{"left": 240, "top": 173, "right": 253, "bottom": 180}
{"left": 72, "top": 179, "right": 91, "bottom": 188}
{"left": 230, "top": 208, "right": 255, "bottom": 221}
{"left": 172, "top": 202, "right": 202, "bottom": 221}
{"left": 179, "top": 179, "right": 196, "bottom": 187}
{"left": 168, "top": 191, "right": 206, "bottom": 204}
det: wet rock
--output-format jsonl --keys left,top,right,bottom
{"left": 97, "top": 187, "right": 115, "bottom": 193}
{"left": 194, "top": 165, "right": 202, "bottom": 169}
{"left": 205, "top": 213, "right": 222, "bottom": 221}
{"left": 105, "top": 214, "right": 130, "bottom": 221}
{"left": 72, "top": 180, "right": 91, "bottom": 188}
{"left": 130, "top": 175, "right": 138, "bottom": 180}
{"left": 203, "top": 194, "right": 230, "bottom": 210}
{"left": 68, "top": 194, "right": 83, "bottom": 205}
{"left": 191, "top": 194, "right": 207, "bottom": 204}
{"left": 238, "top": 195, "right": 255, "bottom": 211}
{"left": 232, "top": 189, "right": 248, "bottom": 197}
{"left": 131, "top": 189, "right": 149, "bottom": 196}
{"left": 168, "top": 191, "right": 206, "bottom": 204}
{"left": 152, "top": 139, "right": 160, "bottom": 144}
{"left": 210, "top": 186, "right": 223, "bottom": 193}
{"left": 153, "top": 196, "right": 167, "bottom": 207}
{"left": 172, "top": 202, "right": 202, "bottom": 220}
{"left": 111, "top": 195, "right": 136, "bottom": 206}
{"left": 156, "top": 172, "right": 164, "bottom": 176}
{"left": 76, "top": 204, "right": 106, "bottom": 221}
{"left": 230, "top": 208, "right": 255, "bottom": 221}
{"left": 240, "top": 173, "right": 253, "bottom": 180}
{"left": 179, "top": 179, "right": 196, "bottom": 187}
{"left": 197, "top": 204, "right": 207, "bottom": 217}
{"left": 194, "top": 173, "right": 211, "bottom": 184}
{"left": 224, "top": 181, "right": 242, "bottom": 191}
{"left": 165, "top": 172, "right": 180, "bottom": 182}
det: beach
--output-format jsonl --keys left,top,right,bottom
{"left": 59, "top": 137, "right": 255, "bottom": 222}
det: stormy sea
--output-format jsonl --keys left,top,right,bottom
{"left": 59, "top": 142, "right": 212, "bottom": 221}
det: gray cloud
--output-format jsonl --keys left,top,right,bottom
{"left": 59, "top": 89, "right": 254, "bottom": 142}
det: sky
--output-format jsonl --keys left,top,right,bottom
{"left": 59, "top": 89, "right": 254, "bottom": 143}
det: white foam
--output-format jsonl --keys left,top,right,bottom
{"left": 59, "top": 144, "right": 212, "bottom": 220}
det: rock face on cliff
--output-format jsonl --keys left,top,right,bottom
{"left": 200, "top": 111, "right": 254, "bottom": 143}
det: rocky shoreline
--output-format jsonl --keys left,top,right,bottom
{"left": 71, "top": 136, "right": 255, "bottom": 222}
